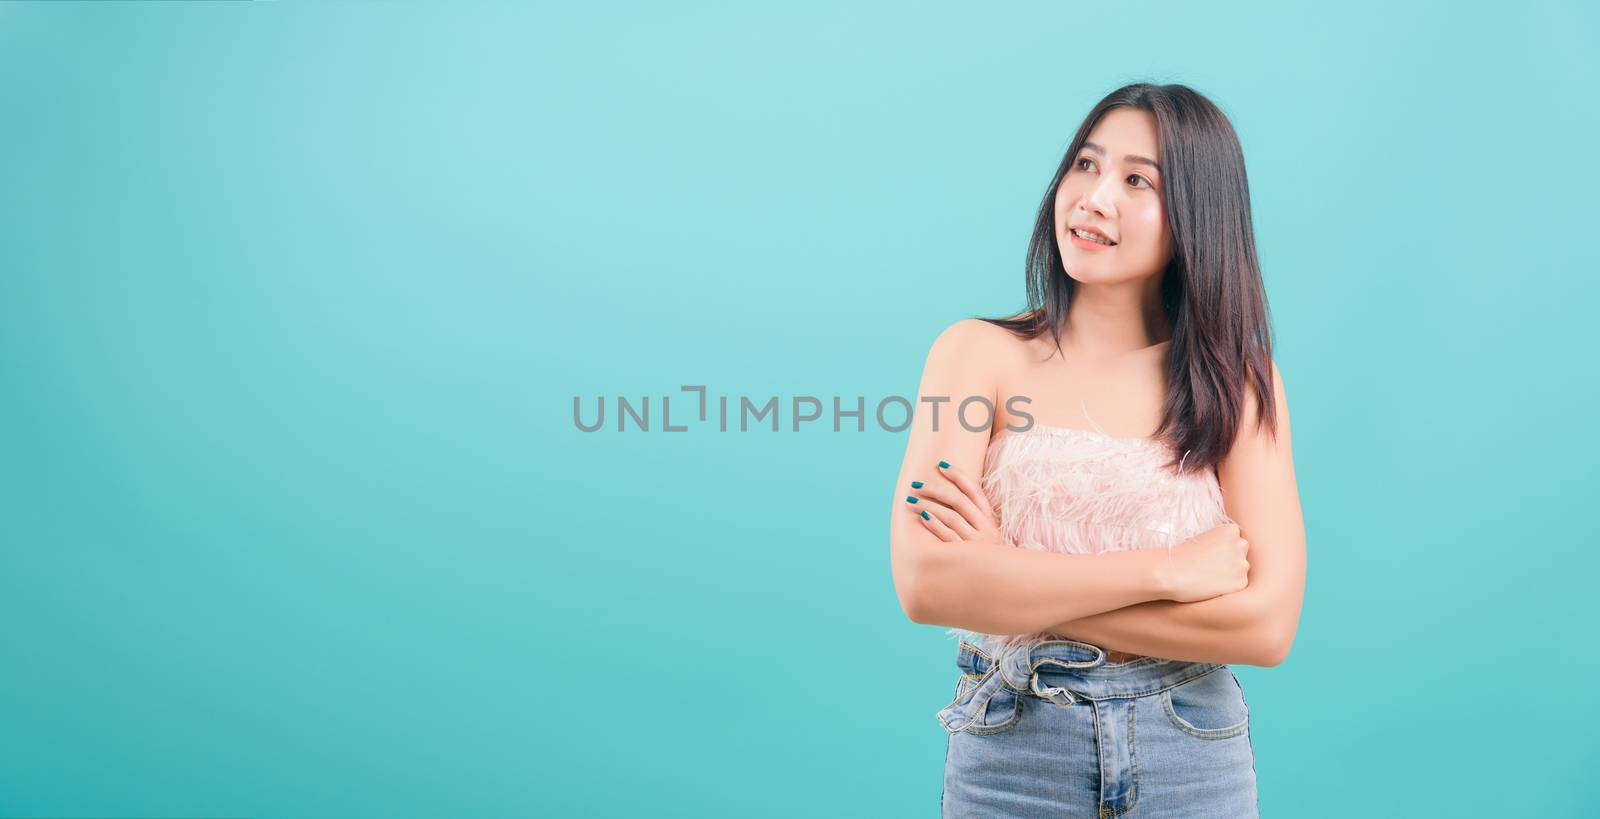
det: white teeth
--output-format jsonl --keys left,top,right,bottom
{"left": 1072, "top": 228, "right": 1115, "bottom": 245}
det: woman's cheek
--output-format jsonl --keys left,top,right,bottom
{"left": 1131, "top": 200, "right": 1163, "bottom": 230}
{"left": 1130, "top": 203, "right": 1166, "bottom": 258}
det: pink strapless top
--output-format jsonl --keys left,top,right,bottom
{"left": 944, "top": 423, "right": 1235, "bottom": 659}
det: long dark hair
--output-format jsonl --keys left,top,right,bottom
{"left": 981, "top": 82, "right": 1277, "bottom": 475}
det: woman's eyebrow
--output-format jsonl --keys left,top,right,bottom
{"left": 1081, "top": 141, "right": 1162, "bottom": 174}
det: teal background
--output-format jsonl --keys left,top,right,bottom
{"left": 1, "top": 2, "right": 1595, "bottom": 816}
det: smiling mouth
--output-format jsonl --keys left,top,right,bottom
{"left": 1070, "top": 227, "right": 1117, "bottom": 246}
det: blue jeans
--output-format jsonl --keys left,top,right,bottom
{"left": 938, "top": 638, "right": 1259, "bottom": 817}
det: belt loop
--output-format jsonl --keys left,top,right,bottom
{"left": 1047, "top": 639, "right": 1109, "bottom": 667}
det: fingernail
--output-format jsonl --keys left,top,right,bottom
{"left": 910, "top": 481, "right": 924, "bottom": 489}
{"left": 905, "top": 496, "right": 919, "bottom": 504}
{"left": 920, "top": 510, "right": 931, "bottom": 520}
{"left": 938, "top": 460, "right": 950, "bottom": 469}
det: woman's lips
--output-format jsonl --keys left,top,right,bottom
{"left": 1069, "top": 230, "right": 1117, "bottom": 251}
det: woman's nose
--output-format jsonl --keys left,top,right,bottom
{"left": 1083, "top": 174, "right": 1120, "bottom": 213}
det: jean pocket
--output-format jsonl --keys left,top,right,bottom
{"left": 937, "top": 670, "right": 1024, "bottom": 736}
{"left": 1162, "top": 668, "right": 1249, "bottom": 740}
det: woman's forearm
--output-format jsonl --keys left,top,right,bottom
{"left": 1043, "top": 588, "right": 1277, "bottom": 666}
{"left": 911, "top": 540, "right": 1174, "bottom": 635}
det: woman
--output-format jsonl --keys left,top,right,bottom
{"left": 888, "top": 83, "right": 1306, "bottom": 817}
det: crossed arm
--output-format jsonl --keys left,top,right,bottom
{"left": 888, "top": 321, "right": 1306, "bottom": 668}
{"left": 1042, "top": 582, "right": 1290, "bottom": 667}
{"left": 1023, "top": 364, "right": 1305, "bottom": 667}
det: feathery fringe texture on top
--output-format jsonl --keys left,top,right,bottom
{"left": 944, "top": 424, "right": 1235, "bottom": 660}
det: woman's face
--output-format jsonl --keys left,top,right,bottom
{"left": 1053, "top": 107, "right": 1173, "bottom": 286}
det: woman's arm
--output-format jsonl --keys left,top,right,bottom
{"left": 912, "top": 533, "right": 1179, "bottom": 635}
{"left": 1043, "top": 595, "right": 1271, "bottom": 665}
{"left": 889, "top": 319, "right": 1180, "bottom": 633}
{"left": 1044, "top": 360, "right": 1307, "bottom": 667}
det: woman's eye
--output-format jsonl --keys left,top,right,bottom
{"left": 1076, "top": 157, "right": 1152, "bottom": 190}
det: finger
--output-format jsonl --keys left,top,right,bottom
{"left": 942, "top": 462, "right": 996, "bottom": 523}
{"left": 913, "top": 504, "right": 959, "bottom": 542}
{"left": 935, "top": 460, "right": 997, "bottom": 525}
{"left": 907, "top": 480, "right": 986, "bottom": 535}
{"left": 907, "top": 495, "right": 978, "bottom": 540}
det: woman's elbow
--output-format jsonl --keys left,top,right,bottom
{"left": 895, "top": 573, "right": 927, "bottom": 624}
{"left": 1253, "top": 618, "right": 1297, "bottom": 667}
{"left": 891, "top": 537, "right": 943, "bottom": 624}
{"left": 902, "top": 591, "right": 933, "bottom": 625}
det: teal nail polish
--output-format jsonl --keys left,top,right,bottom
{"left": 910, "top": 481, "right": 924, "bottom": 489}
{"left": 938, "top": 460, "right": 950, "bottom": 469}
{"left": 921, "top": 510, "right": 930, "bottom": 520}
{"left": 905, "top": 496, "right": 919, "bottom": 504}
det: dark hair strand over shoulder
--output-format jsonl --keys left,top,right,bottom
{"left": 976, "top": 82, "right": 1278, "bottom": 475}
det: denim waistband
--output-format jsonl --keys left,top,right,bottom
{"left": 937, "top": 638, "right": 1225, "bottom": 735}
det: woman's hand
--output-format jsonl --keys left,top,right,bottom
{"left": 903, "top": 460, "right": 1005, "bottom": 546}
{"left": 1157, "top": 523, "right": 1251, "bottom": 602}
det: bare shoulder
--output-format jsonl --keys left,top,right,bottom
{"left": 927, "top": 316, "right": 1032, "bottom": 369}
{"left": 916, "top": 318, "right": 1032, "bottom": 424}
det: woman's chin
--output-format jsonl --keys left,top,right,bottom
{"left": 1063, "top": 267, "right": 1119, "bottom": 285}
